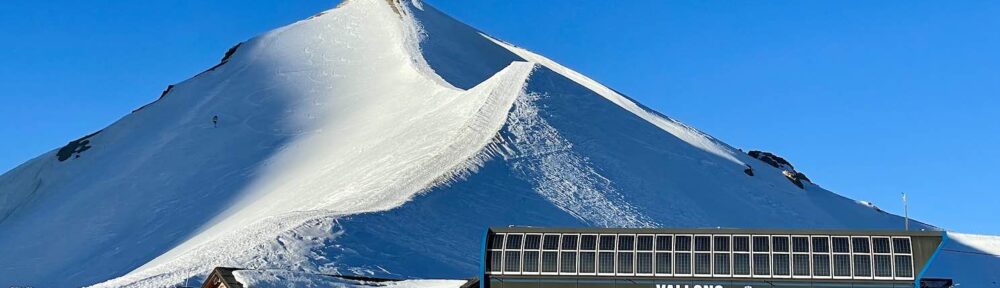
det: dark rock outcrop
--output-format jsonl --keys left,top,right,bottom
{"left": 205, "top": 43, "right": 242, "bottom": 73}
{"left": 748, "top": 150, "right": 794, "bottom": 171}
{"left": 56, "top": 130, "right": 101, "bottom": 161}
{"left": 749, "top": 150, "right": 811, "bottom": 189}
{"left": 743, "top": 165, "right": 754, "bottom": 176}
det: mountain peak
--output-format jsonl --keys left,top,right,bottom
{"left": 1, "top": 1, "right": 938, "bottom": 287}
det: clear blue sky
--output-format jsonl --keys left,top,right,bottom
{"left": 2, "top": 1, "right": 997, "bottom": 234}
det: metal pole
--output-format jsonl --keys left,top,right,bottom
{"left": 903, "top": 193, "right": 909, "bottom": 231}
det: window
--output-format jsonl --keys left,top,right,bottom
{"left": 506, "top": 234, "right": 524, "bottom": 249}
{"left": 523, "top": 234, "right": 542, "bottom": 273}
{"left": 675, "top": 253, "right": 692, "bottom": 275}
{"left": 873, "top": 237, "right": 891, "bottom": 253}
{"left": 852, "top": 237, "right": 872, "bottom": 278}
{"left": 733, "top": 236, "right": 751, "bottom": 276}
{"left": 752, "top": 236, "right": 770, "bottom": 252}
{"left": 580, "top": 235, "right": 597, "bottom": 274}
{"left": 893, "top": 237, "right": 914, "bottom": 279}
{"left": 618, "top": 253, "right": 634, "bottom": 274}
{"left": 832, "top": 237, "right": 850, "bottom": 253}
{"left": 544, "top": 235, "right": 561, "bottom": 250}
{"left": 893, "top": 238, "right": 912, "bottom": 254}
{"left": 618, "top": 235, "right": 635, "bottom": 274}
{"left": 637, "top": 235, "right": 654, "bottom": 274}
{"left": 637, "top": 252, "right": 653, "bottom": 274}
{"left": 618, "top": 235, "right": 635, "bottom": 250}
{"left": 752, "top": 236, "right": 770, "bottom": 276}
{"left": 638, "top": 235, "right": 654, "bottom": 251}
{"left": 832, "top": 237, "right": 851, "bottom": 278}
{"left": 872, "top": 237, "right": 892, "bottom": 278}
{"left": 579, "top": 235, "right": 597, "bottom": 274}
{"left": 853, "top": 255, "right": 872, "bottom": 277}
{"left": 561, "top": 235, "right": 578, "bottom": 273}
{"left": 656, "top": 252, "right": 673, "bottom": 274}
{"left": 852, "top": 237, "right": 871, "bottom": 253}
{"left": 833, "top": 254, "right": 851, "bottom": 277}
{"left": 523, "top": 251, "right": 540, "bottom": 273}
{"left": 792, "top": 236, "right": 809, "bottom": 252}
{"left": 505, "top": 251, "right": 522, "bottom": 272}
{"left": 715, "top": 236, "right": 731, "bottom": 252}
{"left": 655, "top": 235, "right": 672, "bottom": 275}
{"left": 811, "top": 236, "right": 831, "bottom": 277}
{"left": 656, "top": 235, "right": 673, "bottom": 251}
{"left": 772, "top": 236, "right": 790, "bottom": 277}
{"left": 599, "top": 235, "right": 616, "bottom": 250}
{"left": 504, "top": 234, "right": 523, "bottom": 272}
{"left": 694, "top": 235, "right": 712, "bottom": 275}
{"left": 489, "top": 234, "right": 504, "bottom": 273}
{"left": 580, "top": 235, "right": 598, "bottom": 250}
{"left": 541, "top": 234, "right": 560, "bottom": 273}
{"left": 772, "top": 236, "right": 790, "bottom": 253}
{"left": 734, "top": 236, "right": 750, "bottom": 252}
{"left": 812, "top": 254, "right": 831, "bottom": 277}
{"left": 492, "top": 234, "right": 506, "bottom": 249}
{"left": 874, "top": 255, "right": 892, "bottom": 278}
{"left": 695, "top": 235, "right": 712, "bottom": 251}
{"left": 598, "top": 235, "right": 616, "bottom": 274}
{"left": 695, "top": 253, "right": 711, "bottom": 275}
{"left": 714, "top": 236, "right": 731, "bottom": 276}
{"left": 773, "top": 254, "right": 790, "bottom": 277}
{"left": 792, "top": 254, "right": 810, "bottom": 277}
{"left": 524, "top": 234, "right": 542, "bottom": 249}
{"left": 598, "top": 252, "right": 615, "bottom": 274}
{"left": 894, "top": 255, "right": 913, "bottom": 278}
{"left": 676, "top": 235, "right": 692, "bottom": 251}
{"left": 791, "top": 236, "right": 810, "bottom": 277}
{"left": 674, "top": 235, "right": 692, "bottom": 275}
{"left": 812, "top": 237, "right": 830, "bottom": 253}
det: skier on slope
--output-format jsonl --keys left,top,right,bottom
{"left": 212, "top": 115, "right": 219, "bottom": 128}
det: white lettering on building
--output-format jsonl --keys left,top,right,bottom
{"left": 654, "top": 285, "right": 725, "bottom": 288}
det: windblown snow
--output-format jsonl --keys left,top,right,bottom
{"left": 0, "top": 0, "right": 996, "bottom": 287}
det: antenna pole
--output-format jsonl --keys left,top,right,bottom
{"left": 902, "top": 193, "right": 909, "bottom": 231}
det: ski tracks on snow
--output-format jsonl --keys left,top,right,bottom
{"left": 498, "top": 92, "right": 657, "bottom": 228}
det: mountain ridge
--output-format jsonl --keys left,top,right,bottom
{"left": 1, "top": 1, "right": 966, "bottom": 287}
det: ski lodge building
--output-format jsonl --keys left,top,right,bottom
{"left": 481, "top": 227, "right": 952, "bottom": 288}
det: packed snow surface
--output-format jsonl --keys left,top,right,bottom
{"left": 922, "top": 232, "right": 1000, "bottom": 287}
{"left": 233, "top": 270, "right": 465, "bottom": 288}
{"left": 0, "top": 0, "right": 993, "bottom": 287}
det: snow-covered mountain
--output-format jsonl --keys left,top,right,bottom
{"left": 0, "top": 0, "right": 992, "bottom": 287}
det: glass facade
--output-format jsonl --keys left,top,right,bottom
{"left": 487, "top": 231, "right": 918, "bottom": 281}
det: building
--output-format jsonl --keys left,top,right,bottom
{"left": 201, "top": 267, "right": 244, "bottom": 288}
{"left": 482, "top": 227, "right": 952, "bottom": 288}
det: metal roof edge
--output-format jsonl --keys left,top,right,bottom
{"left": 487, "top": 226, "right": 945, "bottom": 237}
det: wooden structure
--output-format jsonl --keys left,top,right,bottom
{"left": 201, "top": 267, "right": 244, "bottom": 288}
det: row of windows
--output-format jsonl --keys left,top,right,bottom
{"left": 490, "top": 234, "right": 912, "bottom": 254}
{"left": 487, "top": 233, "right": 914, "bottom": 280}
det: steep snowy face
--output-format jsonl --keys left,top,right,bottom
{"left": 0, "top": 0, "right": 531, "bottom": 286}
{"left": 0, "top": 0, "right": 944, "bottom": 287}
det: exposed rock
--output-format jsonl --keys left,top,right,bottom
{"left": 749, "top": 150, "right": 811, "bottom": 189}
{"left": 158, "top": 85, "right": 175, "bottom": 99}
{"left": 56, "top": 130, "right": 101, "bottom": 162}
{"left": 131, "top": 85, "right": 174, "bottom": 113}
{"left": 743, "top": 165, "right": 754, "bottom": 176}
{"left": 135, "top": 42, "right": 240, "bottom": 115}
{"left": 748, "top": 150, "right": 794, "bottom": 171}
{"left": 782, "top": 170, "right": 805, "bottom": 189}
{"left": 856, "top": 200, "right": 884, "bottom": 213}
{"left": 205, "top": 43, "right": 243, "bottom": 73}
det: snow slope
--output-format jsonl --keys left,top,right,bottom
{"left": 922, "top": 233, "right": 1000, "bottom": 287}
{"left": 233, "top": 270, "right": 466, "bottom": 288}
{"left": 0, "top": 0, "right": 993, "bottom": 287}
